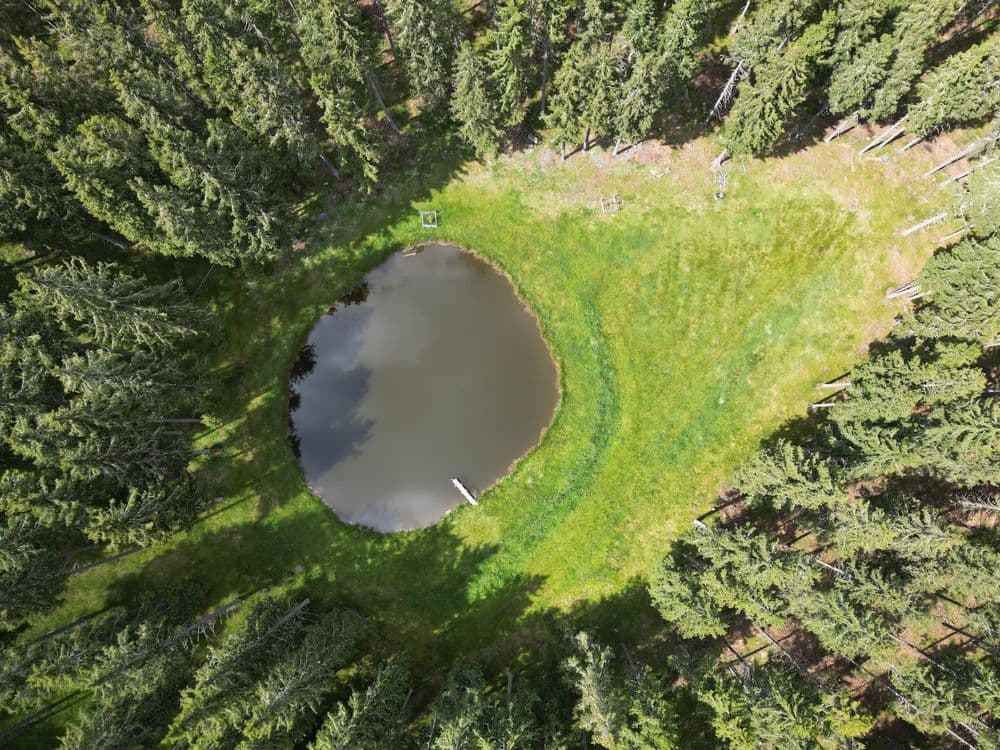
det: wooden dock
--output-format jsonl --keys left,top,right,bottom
{"left": 451, "top": 478, "right": 477, "bottom": 506}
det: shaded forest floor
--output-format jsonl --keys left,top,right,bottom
{"left": 15, "top": 126, "right": 960, "bottom": 743}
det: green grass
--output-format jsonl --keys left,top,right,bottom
{"left": 17, "top": 132, "right": 950, "bottom": 739}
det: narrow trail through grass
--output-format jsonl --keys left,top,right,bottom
{"left": 36, "top": 135, "right": 948, "bottom": 680}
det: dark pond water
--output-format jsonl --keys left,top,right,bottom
{"left": 289, "top": 243, "right": 559, "bottom": 532}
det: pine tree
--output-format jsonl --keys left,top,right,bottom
{"left": 451, "top": 42, "right": 505, "bottom": 157}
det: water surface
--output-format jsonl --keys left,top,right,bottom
{"left": 290, "top": 243, "right": 559, "bottom": 532}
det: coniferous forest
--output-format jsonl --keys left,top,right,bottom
{"left": 1, "top": 0, "right": 998, "bottom": 747}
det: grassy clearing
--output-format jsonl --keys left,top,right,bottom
{"left": 22, "top": 132, "right": 950, "bottom": 738}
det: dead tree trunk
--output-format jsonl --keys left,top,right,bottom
{"left": 372, "top": 0, "right": 400, "bottom": 62}
{"left": 365, "top": 69, "right": 402, "bottom": 134}
{"left": 901, "top": 212, "right": 948, "bottom": 237}
{"left": 859, "top": 117, "right": 907, "bottom": 155}
{"left": 89, "top": 230, "right": 131, "bottom": 251}
{"left": 923, "top": 143, "right": 977, "bottom": 177}
{"left": 886, "top": 280, "right": 920, "bottom": 299}
{"left": 706, "top": 62, "right": 744, "bottom": 122}
{"left": 939, "top": 155, "right": 998, "bottom": 187}
{"left": 824, "top": 112, "right": 858, "bottom": 143}
{"left": 730, "top": 0, "right": 752, "bottom": 36}
{"left": 318, "top": 151, "right": 340, "bottom": 179}
{"left": 540, "top": 33, "right": 551, "bottom": 115}
{"left": 938, "top": 226, "right": 969, "bottom": 243}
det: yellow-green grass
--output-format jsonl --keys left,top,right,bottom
{"left": 17, "top": 133, "right": 952, "bottom": 739}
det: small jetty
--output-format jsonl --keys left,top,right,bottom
{"left": 451, "top": 478, "right": 478, "bottom": 506}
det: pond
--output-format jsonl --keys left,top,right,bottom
{"left": 289, "top": 243, "right": 560, "bottom": 532}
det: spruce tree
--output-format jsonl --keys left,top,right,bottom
{"left": 489, "top": 0, "right": 533, "bottom": 129}
{"left": 721, "top": 12, "right": 834, "bottom": 156}
{"left": 131, "top": 113, "right": 292, "bottom": 265}
{"left": 451, "top": 42, "right": 505, "bottom": 157}
{"left": 907, "top": 36, "right": 1000, "bottom": 138}
{"left": 737, "top": 440, "right": 846, "bottom": 512}
{"left": 565, "top": 632, "right": 682, "bottom": 749}
{"left": 0, "top": 257, "right": 209, "bottom": 617}
{"left": 296, "top": 0, "right": 393, "bottom": 187}
{"left": 168, "top": 599, "right": 364, "bottom": 748}
{"left": 564, "top": 633, "right": 628, "bottom": 748}
{"left": 698, "top": 666, "right": 872, "bottom": 748}
{"left": 310, "top": 662, "right": 411, "bottom": 750}
{"left": 49, "top": 114, "right": 162, "bottom": 253}
{"left": 180, "top": 0, "right": 331, "bottom": 173}
{"left": 0, "top": 514, "right": 76, "bottom": 630}
{"left": 386, "top": 0, "right": 459, "bottom": 111}
{"left": 0, "top": 120, "right": 84, "bottom": 244}
{"left": 544, "top": 41, "right": 589, "bottom": 157}
{"left": 241, "top": 608, "right": 364, "bottom": 745}
{"left": 167, "top": 597, "right": 311, "bottom": 748}
{"left": 828, "top": 0, "right": 964, "bottom": 122}
{"left": 959, "top": 157, "right": 1000, "bottom": 238}
{"left": 900, "top": 234, "right": 1000, "bottom": 345}
{"left": 657, "top": 0, "right": 716, "bottom": 107}
{"left": 426, "top": 663, "right": 488, "bottom": 749}
{"left": 649, "top": 544, "right": 728, "bottom": 639}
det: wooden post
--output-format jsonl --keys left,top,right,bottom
{"left": 452, "top": 478, "right": 477, "bottom": 505}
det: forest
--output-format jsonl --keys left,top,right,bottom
{"left": 0, "top": 0, "right": 998, "bottom": 747}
